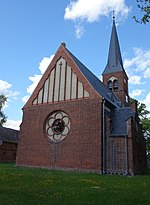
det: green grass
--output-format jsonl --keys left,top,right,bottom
{"left": 0, "top": 163, "right": 150, "bottom": 205}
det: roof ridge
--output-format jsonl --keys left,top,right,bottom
{"left": 66, "top": 47, "right": 123, "bottom": 108}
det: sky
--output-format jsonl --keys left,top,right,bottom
{"left": 0, "top": 0, "right": 150, "bottom": 130}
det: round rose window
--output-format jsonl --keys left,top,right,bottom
{"left": 45, "top": 111, "right": 70, "bottom": 143}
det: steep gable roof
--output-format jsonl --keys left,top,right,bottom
{"left": 67, "top": 48, "right": 122, "bottom": 108}
{"left": 24, "top": 43, "right": 123, "bottom": 109}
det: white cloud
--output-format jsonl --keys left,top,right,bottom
{"left": 0, "top": 79, "right": 11, "bottom": 93}
{"left": 144, "top": 68, "right": 150, "bottom": 78}
{"left": 124, "top": 48, "right": 150, "bottom": 73}
{"left": 75, "top": 24, "right": 84, "bottom": 39}
{"left": 27, "top": 74, "right": 42, "bottom": 95}
{"left": 134, "top": 48, "right": 150, "bottom": 72}
{"left": 8, "top": 90, "right": 20, "bottom": 99}
{"left": 128, "top": 75, "right": 142, "bottom": 85}
{"left": 0, "top": 79, "right": 20, "bottom": 99}
{"left": 64, "top": 0, "right": 129, "bottom": 22}
{"left": 130, "top": 89, "right": 145, "bottom": 98}
{"left": 22, "top": 55, "right": 54, "bottom": 103}
{"left": 39, "top": 55, "right": 54, "bottom": 74}
{"left": 124, "top": 47, "right": 150, "bottom": 86}
{"left": 64, "top": 0, "right": 130, "bottom": 38}
{"left": 4, "top": 119, "right": 21, "bottom": 130}
{"left": 0, "top": 79, "right": 21, "bottom": 129}
{"left": 22, "top": 95, "right": 30, "bottom": 103}
{"left": 143, "top": 92, "right": 150, "bottom": 112}
{"left": 124, "top": 48, "right": 150, "bottom": 111}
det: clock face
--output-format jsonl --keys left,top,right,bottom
{"left": 45, "top": 111, "right": 70, "bottom": 143}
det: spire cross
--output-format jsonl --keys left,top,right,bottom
{"left": 112, "top": 10, "right": 115, "bottom": 19}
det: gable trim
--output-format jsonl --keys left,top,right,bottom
{"left": 31, "top": 57, "right": 89, "bottom": 106}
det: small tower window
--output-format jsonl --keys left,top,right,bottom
{"left": 126, "top": 95, "right": 129, "bottom": 103}
{"left": 113, "top": 79, "right": 118, "bottom": 90}
{"left": 108, "top": 80, "right": 112, "bottom": 90}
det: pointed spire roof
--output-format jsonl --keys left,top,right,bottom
{"left": 103, "top": 17, "right": 126, "bottom": 75}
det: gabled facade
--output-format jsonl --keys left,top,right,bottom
{"left": 17, "top": 43, "right": 104, "bottom": 171}
{"left": 16, "top": 20, "right": 146, "bottom": 175}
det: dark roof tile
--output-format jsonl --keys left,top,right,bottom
{"left": 0, "top": 126, "right": 19, "bottom": 143}
{"left": 102, "top": 19, "right": 126, "bottom": 75}
{"left": 110, "top": 107, "right": 135, "bottom": 136}
{"left": 67, "top": 48, "right": 122, "bottom": 108}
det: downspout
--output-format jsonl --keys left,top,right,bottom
{"left": 102, "top": 98, "right": 106, "bottom": 174}
{"left": 125, "top": 135, "right": 129, "bottom": 175}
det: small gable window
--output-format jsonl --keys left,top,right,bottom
{"left": 113, "top": 79, "right": 118, "bottom": 90}
{"left": 108, "top": 80, "right": 112, "bottom": 90}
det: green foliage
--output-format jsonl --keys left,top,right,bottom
{"left": 0, "top": 94, "right": 7, "bottom": 126}
{"left": 0, "top": 163, "right": 150, "bottom": 205}
{"left": 137, "top": 102, "right": 150, "bottom": 154}
{"left": 137, "top": 102, "right": 150, "bottom": 118}
{"left": 133, "top": 0, "right": 150, "bottom": 24}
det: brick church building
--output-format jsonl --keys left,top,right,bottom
{"left": 16, "top": 18, "right": 146, "bottom": 175}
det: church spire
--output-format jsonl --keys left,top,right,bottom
{"left": 102, "top": 16, "right": 124, "bottom": 75}
{"left": 102, "top": 16, "right": 129, "bottom": 106}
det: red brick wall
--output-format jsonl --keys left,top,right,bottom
{"left": 106, "top": 137, "right": 127, "bottom": 174}
{"left": 104, "top": 108, "right": 146, "bottom": 175}
{"left": 0, "top": 142, "right": 17, "bottom": 162}
{"left": 103, "top": 71, "right": 129, "bottom": 107}
{"left": 128, "top": 117, "right": 147, "bottom": 174}
{"left": 104, "top": 110, "right": 128, "bottom": 174}
{"left": 16, "top": 97, "right": 103, "bottom": 172}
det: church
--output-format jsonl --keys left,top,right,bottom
{"left": 16, "top": 18, "right": 147, "bottom": 175}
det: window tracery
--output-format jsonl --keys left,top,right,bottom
{"left": 45, "top": 111, "right": 70, "bottom": 143}
{"left": 107, "top": 77, "right": 118, "bottom": 91}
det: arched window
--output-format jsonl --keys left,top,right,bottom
{"left": 108, "top": 80, "right": 112, "bottom": 90}
{"left": 113, "top": 79, "right": 118, "bottom": 90}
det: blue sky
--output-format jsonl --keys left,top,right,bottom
{"left": 0, "top": 0, "right": 150, "bottom": 130}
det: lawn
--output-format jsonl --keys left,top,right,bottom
{"left": 0, "top": 163, "right": 150, "bottom": 205}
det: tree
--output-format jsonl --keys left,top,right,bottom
{"left": 137, "top": 102, "right": 150, "bottom": 158}
{"left": 133, "top": 0, "right": 150, "bottom": 24}
{"left": 0, "top": 94, "right": 7, "bottom": 126}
